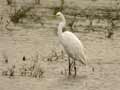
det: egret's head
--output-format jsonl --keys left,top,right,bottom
{"left": 56, "top": 12, "right": 62, "bottom": 17}
{"left": 56, "top": 12, "right": 66, "bottom": 25}
{"left": 56, "top": 12, "right": 65, "bottom": 19}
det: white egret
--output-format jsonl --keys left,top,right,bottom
{"left": 56, "top": 12, "right": 87, "bottom": 76}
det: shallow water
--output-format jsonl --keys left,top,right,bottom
{"left": 0, "top": 0, "right": 120, "bottom": 90}
{"left": 0, "top": 23, "right": 120, "bottom": 90}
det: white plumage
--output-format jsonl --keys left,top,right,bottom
{"left": 60, "top": 31, "right": 86, "bottom": 64}
{"left": 56, "top": 12, "right": 87, "bottom": 76}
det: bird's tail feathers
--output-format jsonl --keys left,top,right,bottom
{"left": 80, "top": 58, "right": 86, "bottom": 66}
{"left": 79, "top": 54, "right": 87, "bottom": 66}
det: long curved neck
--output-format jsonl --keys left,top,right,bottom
{"left": 57, "top": 14, "right": 66, "bottom": 38}
{"left": 58, "top": 22, "right": 63, "bottom": 38}
{"left": 61, "top": 14, "right": 66, "bottom": 27}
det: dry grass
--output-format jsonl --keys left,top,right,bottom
{"left": 9, "top": 5, "right": 34, "bottom": 23}
{"left": 6, "top": 0, "right": 12, "bottom": 5}
{"left": 1, "top": 53, "right": 44, "bottom": 78}
{"left": 19, "top": 54, "right": 44, "bottom": 78}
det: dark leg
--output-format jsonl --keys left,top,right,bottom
{"left": 74, "top": 60, "right": 76, "bottom": 77}
{"left": 68, "top": 57, "right": 71, "bottom": 76}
